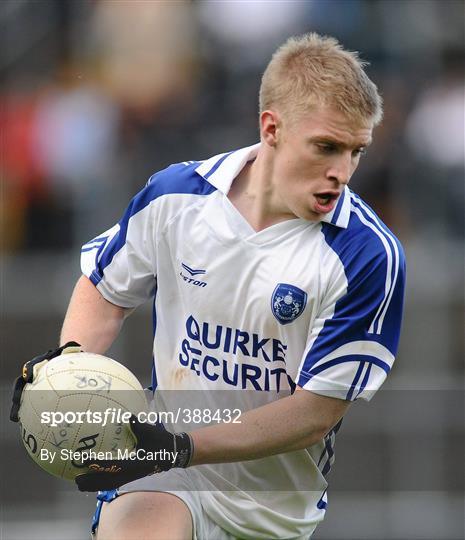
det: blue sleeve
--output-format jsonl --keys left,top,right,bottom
{"left": 298, "top": 216, "right": 406, "bottom": 401}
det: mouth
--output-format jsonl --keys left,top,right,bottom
{"left": 313, "top": 191, "right": 340, "bottom": 214}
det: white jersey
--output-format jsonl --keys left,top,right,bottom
{"left": 81, "top": 143, "right": 405, "bottom": 539}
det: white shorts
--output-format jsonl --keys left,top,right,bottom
{"left": 91, "top": 468, "right": 237, "bottom": 540}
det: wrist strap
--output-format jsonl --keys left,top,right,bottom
{"left": 173, "top": 432, "right": 193, "bottom": 468}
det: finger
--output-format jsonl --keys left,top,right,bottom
{"left": 129, "top": 415, "right": 167, "bottom": 442}
{"left": 128, "top": 414, "right": 158, "bottom": 439}
{"left": 127, "top": 414, "right": 144, "bottom": 441}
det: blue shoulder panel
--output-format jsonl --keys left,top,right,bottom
{"left": 299, "top": 196, "right": 406, "bottom": 382}
{"left": 91, "top": 163, "right": 216, "bottom": 285}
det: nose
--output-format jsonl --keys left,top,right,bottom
{"left": 326, "top": 155, "right": 352, "bottom": 185}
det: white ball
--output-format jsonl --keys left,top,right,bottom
{"left": 18, "top": 352, "right": 148, "bottom": 481}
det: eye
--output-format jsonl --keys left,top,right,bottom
{"left": 352, "top": 147, "right": 367, "bottom": 158}
{"left": 316, "top": 143, "right": 336, "bottom": 154}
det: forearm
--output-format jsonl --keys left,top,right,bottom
{"left": 60, "top": 275, "right": 127, "bottom": 353}
{"left": 189, "top": 388, "right": 349, "bottom": 465}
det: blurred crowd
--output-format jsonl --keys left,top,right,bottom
{"left": 2, "top": 0, "right": 463, "bottom": 254}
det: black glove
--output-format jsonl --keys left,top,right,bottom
{"left": 10, "top": 341, "right": 82, "bottom": 422}
{"left": 75, "top": 415, "right": 193, "bottom": 492}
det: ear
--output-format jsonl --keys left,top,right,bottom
{"left": 260, "top": 110, "right": 281, "bottom": 147}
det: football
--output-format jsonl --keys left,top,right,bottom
{"left": 17, "top": 350, "right": 148, "bottom": 481}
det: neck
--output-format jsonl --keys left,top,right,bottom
{"left": 227, "top": 146, "right": 295, "bottom": 232}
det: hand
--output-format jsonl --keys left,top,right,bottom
{"left": 75, "top": 416, "right": 193, "bottom": 492}
{"left": 10, "top": 341, "right": 82, "bottom": 422}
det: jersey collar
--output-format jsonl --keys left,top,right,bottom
{"left": 195, "top": 143, "right": 350, "bottom": 229}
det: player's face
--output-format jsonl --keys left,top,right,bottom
{"left": 263, "top": 106, "right": 373, "bottom": 222}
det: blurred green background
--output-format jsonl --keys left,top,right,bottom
{"left": 1, "top": 1, "right": 463, "bottom": 538}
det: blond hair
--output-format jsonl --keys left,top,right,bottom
{"left": 259, "top": 33, "right": 383, "bottom": 126}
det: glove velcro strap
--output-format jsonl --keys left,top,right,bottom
{"left": 10, "top": 356, "right": 48, "bottom": 422}
{"left": 10, "top": 376, "right": 26, "bottom": 422}
{"left": 10, "top": 341, "right": 82, "bottom": 423}
{"left": 10, "top": 354, "right": 52, "bottom": 422}
{"left": 173, "top": 432, "right": 194, "bottom": 468}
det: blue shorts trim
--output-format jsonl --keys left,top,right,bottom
{"left": 91, "top": 489, "right": 119, "bottom": 535}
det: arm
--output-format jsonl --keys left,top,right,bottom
{"left": 76, "top": 386, "right": 349, "bottom": 491}
{"left": 190, "top": 387, "right": 349, "bottom": 465}
{"left": 60, "top": 275, "right": 129, "bottom": 353}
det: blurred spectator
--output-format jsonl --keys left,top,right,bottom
{"left": 197, "top": 1, "right": 308, "bottom": 70}
{"left": 90, "top": 0, "right": 199, "bottom": 114}
{"left": 85, "top": 0, "right": 203, "bottom": 193}
{"left": 404, "top": 55, "right": 464, "bottom": 238}
{"left": 32, "top": 65, "right": 121, "bottom": 244}
{"left": 1, "top": 63, "right": 121, "bottom": 252}
{"left": 406, "top": 75, "right": 464, "bottom": 169}
{"left": 1, "top": 90, "right": 44, "bottom": 252}
{"left": 349, "top": 76, "right": 412, "bottom": 232}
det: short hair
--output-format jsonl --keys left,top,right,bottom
{"left": 259, "top": 33, "right": 383, "bottom": 126}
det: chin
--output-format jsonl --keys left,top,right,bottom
{"left": 299, "top": 207, "right": 322, "bottom": 222}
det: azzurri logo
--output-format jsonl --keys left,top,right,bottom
{"left": 271, "top": 284, "right": 307, "bottom": 325}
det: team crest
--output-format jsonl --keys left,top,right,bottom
{"left": 271, "top": 284, "right": 307, "bottom": 325}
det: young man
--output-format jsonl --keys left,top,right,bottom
{"left": 60, "top": 33, "right": 405, "bottom": 539}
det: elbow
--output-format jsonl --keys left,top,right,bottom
{"left": 296, "top": 392, "right": 348, "bottom": 445}
{"left": 307, "top": 425, "right": 332, "bottom": 447}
